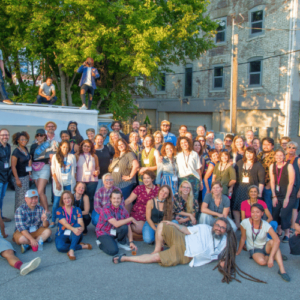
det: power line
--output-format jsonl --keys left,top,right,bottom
{"left": 164, "top": 49, "right": 300, "bottom": 76}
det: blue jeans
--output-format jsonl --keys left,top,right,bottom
{"left": 85, "top": 182, "right": 98, "bottom": 213}
{"left": 120, "top": 184, "right": 134, "bottom": 200}
{"left": 37, "top": 95, "right": 57, "bottom": 105}
{"left": 0, "top": 182, "right": 8, "bottom": 217}
{"left": 263, "top": 188, "right": 273, "bottom": 214}
{"left": 55, "top": 224, "right": 83, "bottom": 252}
{"left": 0, "top": 71, "right": 9, "bottom": 100}
{"left": 142, "top": 221, "right": 156, "bottom": 244}
{"left": 52, "top": 185, "right": 71, "bottom": 222}
{"left": 91, "top": 210, "right": 99, "bottom": 226}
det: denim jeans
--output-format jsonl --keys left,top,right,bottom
{"left": 0, "top": 182, "right": 8, "bottom": 217}
{"left": 37, "top": 95, "right": 58, "bottom": 105}
{"left": 52, "top": 185, "right": 71, "bottom": 222}
{"left": 263, "top": 188, "right": 273, "bottom": 214}
{"left": 0, "top": 71, "right": 9, "bottom": 100}
{"left": 91, "top": 210, "right": 99, "bottom": 226}
{"left": 98, "top": 225, "right": 128, "bottom": 256}
{"left": 55, "top": 224, "right": 83, "bottom": 252}
{"left": 85, "top": 182, "right": 98, "bottom": 213}
{"left": 142, "top": 221, "right": 156, "bottom": 244}
{"left": 120, "top": 183, "right": 134, "bottom": 200}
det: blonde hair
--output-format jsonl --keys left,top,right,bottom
{"left": 109, "top": 131, "right": 121, "bottom": 145}
{"left": 179, "top": 181, "right": 194, "bottom": 214}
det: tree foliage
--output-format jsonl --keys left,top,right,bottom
{"left": 0, "top": 0, "right": 217, "bottom": 119}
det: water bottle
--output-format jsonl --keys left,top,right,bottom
{"left": 34, "top": 141, "right": 50, "bottom": 158}
{"left": 38, "top": 237, "right": 43, "bottom": 251}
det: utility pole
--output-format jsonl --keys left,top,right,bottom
{"left": 230, "top": 17, "right": 238, "bottom": 134}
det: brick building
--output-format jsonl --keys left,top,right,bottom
{"left": 134, "top": 0, "right": 300, "bottom": 142}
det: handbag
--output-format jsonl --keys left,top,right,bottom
{"left": 289, "top": 234, "right": 300, "bottom": 255}
{"left": 32, "top": 162, "right": 45, "bottom": 172}
{"left": 108, "top": 157, "right": 120, "bottom": 173}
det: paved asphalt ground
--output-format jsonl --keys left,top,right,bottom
{"left": 1, "top": 185, "right": 299, "bottom": 300}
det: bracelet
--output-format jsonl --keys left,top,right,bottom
{"left": 129, "top": 241, "right": 134, "bottom": 244}
{"left": 272, "top": 195, "right": 277, "bottom": 198}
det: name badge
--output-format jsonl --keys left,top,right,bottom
{"left": 114, "top": 167, "right": 120, "bottom": 173}
{"left": 26, "top": 166, "right": 32, "bottom": 172}
{"left": 61, "top": 173, "right": 68, "bottom": 180}
{"left": 172, "top": 175, "right": 178, "bottom": 181}
{"left": 110, "top": 229, "right": 117, "bottom": 236}
{"left": 4, "top": 163, "right": 9, "bottom": 169}
{"left": 29, "top": 226, "right": 37, "bottom": 233}
{"left": 64, "top": 229, "right": 71, "bottom": 236}
{"left": 85, "top": 171, "right": 91, "bottom": 176}
{"left": 143, "top": 159, "right": 149, "bottom": 164}
{"left": 276, "top": 185, "right": 280, "bottom": 192}
{"left": 242, "top": 176, "right": 249, "bottom": 183}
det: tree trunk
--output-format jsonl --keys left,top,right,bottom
{"left": 58, "top": 65, "right": 67, "bottom": 106}
{"left": 66, "top": 73, "right": 76, "bottom": 106}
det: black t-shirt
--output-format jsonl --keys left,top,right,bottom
{"left": 0, "top": 143, "right": 11, "bottom": 183}
{"left": 12, "top": 147, "right": 30, "bottom": 178}
{"left": 95, "top": 145, "right": 113, "bottom": 179}
{"left": 30, "top": 143, "right": 50, "bottom": 164}
{"left": 296, "top": 212, "right": 300, "bottom": 225}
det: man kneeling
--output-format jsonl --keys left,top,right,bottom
{"left": 13, "top": 190, "right": 52, "bottom": 253}
{"left": 113, "top": 217, "right": 230, "bottom": 268}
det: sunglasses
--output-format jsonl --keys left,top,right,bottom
{"left": 225, "top": 139, "right": 232, "bottom": 142}
{"left": 139, "top": 129, "right": 146, "bottom": 132}
{"left": 36, "top": 134, "right": 44, "bottom": 137}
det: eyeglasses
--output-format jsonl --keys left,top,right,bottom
{"left": 181, "top": 186, "right": 191, "bottom": 189}
{"left": 288, "top": 147, "right": 296, "bottom": 149}
{"left": 214, "top": 223, "right": 226, "bottom": 231}
{"left": 19, "top": 139, "right": 28, "bottom": 142}
{"left": 225, "top": 139, "right": 232, "bottom": 142}
{"left": 0, "top": 134, "right": 9, "bottom": 137}
{"left": 162, "top": 124, "right": 170, "bottom": 127}
{"left": 47, "top": 126, "right": 55, "bottom": 128}
{"left": 105, "top": 179, "right": 114, "bottom": 182}
{"left": 139, "top": 129, "right": 146, "bottom": 132}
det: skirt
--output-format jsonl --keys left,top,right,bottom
{"left": 13, "top": 175, "right": 30, "bottom": 211}
{"left": 161, "top": 174, "right": 178, "bottom": 199}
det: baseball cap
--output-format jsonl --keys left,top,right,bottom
{"left": 36, "top": 129, "right": 46, "bottom": 135}
{"left": 25, "top": 190, "right": 38, "bottom": 198}
{"left": 68, "top": 121, "right": 78, "bottom": 127}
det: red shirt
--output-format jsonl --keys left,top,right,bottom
{"left": 95, "top": 203, "right": 130, "bottom": 238}
{"left": 240, "top": 199, "right": 267, "bottom": 219}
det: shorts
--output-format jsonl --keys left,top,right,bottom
{"left": 0, "top": 237, "right": 15, "bottom": 255}
{"left": 249, "top": 243, "right": 268, "bottom": 259}
{"left": 293, "top": 198, "right": 299, "bottom": 210}
{"left": 13, "top": 227, "right": 48, "bottom": 245}
{"left": 159, "top": 224, "right": 192, "bottom": 267}
{"left": 81, "top": 84, "right": 94, "bottom": 96}
{"left": 32, "top": 164, "right": 51, "bottom": 181}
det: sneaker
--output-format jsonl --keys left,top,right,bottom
{"left": 117, "top": 242, "right": 131, "bottom": 251}
{"left": 96, "top": 240, "right": 101, "bottom": 246}
{"left": 282, "top": 236, "right": 289, "bottom": 243}
{"left": 45, "top": 237, "right": 52, "bottom": 243}
{"left": 278, "top": 270, "right": 290, "bottom": 282}
{"left": 80, "top": 104, "right": 87, "bottom": 110}
{"left": 3, "top": 99, "right": 13, "bottom": 105}
{"left": 20, "top": 244, "right": 30, "bottom": 254}
{"left": 20, "top": 257, "right": 41, "bottom": 276}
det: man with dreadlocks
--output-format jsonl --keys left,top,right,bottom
{"left": 112, "top": 217, "right": 231, "bottom": 268}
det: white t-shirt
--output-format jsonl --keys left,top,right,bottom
{"left": 40, "top": 82, "right": 55, "bottom": 96}
{"left": 85, "top": 67, "right": 92, "bottom": 86}
{"left": 61, "top": 157, "right": 72, "bottom": 185}
{"left": 241, "top": 218, "right": 271, "bottom": 251}
{"left": 176, "top": 150, "right": 201, "bottom": 180}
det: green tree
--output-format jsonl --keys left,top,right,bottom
{"left": 1, "top": 0, "right": 217, "bottom": 119}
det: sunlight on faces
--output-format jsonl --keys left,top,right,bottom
{"left": 193, "top": 141, "right": 201, "bottom": 154}
{"left": 246, "top": 131, "right": 254, "bottom": 142}
{"left": 62, "top": 193, "right": 72, "bottom": 207}
{"left": 117, "top": 141, "right": 126, "bottom": 152}
{"left": 0, "top": 130, "right": 10, "bottom": 144}
{"left": 180, "top": 183, "right": 191, "bottom": 196}
{"left": 249, "top": 187, "right": 258, "bottom": 199}
{"left": 60, "top": 142, "right": 69, "bottom": 155}
{"left": 252, "top": 139, "right": 260, "bottom": 151}
{"left": 82, "top": 143, "right": 91, "bottom": 153}
{"left": 61, "top": 133, "right": 70, "bottom": 142}
{"left": 211, "top": 183, "right": 222, "bottom": 196}
{"left": 18, "top": 136, "right": 28, "bottom": 146}
{"left": 235, "top": 138, "right": 244, "bottom": 150}
{"left": 220, "top": 152, "right": 229, "bottom": 163}
{"left": 245, "top": 150, "right": 254, "bottom": 161}
{"left": 275, "top": 151, "right": 285, "bottom": 163}
{"left": 287, "top": 144, "right": 297, "bottom": 156}
{"left": 130, "top": 133, "right": 139, "bottom": 143}
{"left": 87, "top": 131, "right": 95, "bottom": 141}
{"left": 139, "top": 128, "right": 147, "bottom": 138}
{"left": 158, "top": 187, "right": 170, "bottom": 200}
{"left": 132, "top": 121, "right": 140, "bottom": 131}
{"left": 206, "top": 133, "right": 214, "bottom": 143}
{"left": 95, "top": 135, "right": 104, "bottom": 146}
{"left": 46, "top": 78, "right": 53, "bottom": 86}
{"left": 112, "top": 123, "right": 121, "bottom": 131}
{"left": 68, "top": 124, "right": 76, "bottom": 132}
{"left": 104, "top": 175, "right": 114, "bottom": 188}
{"left": 180, "top": 139, "right": 189, "bottom": 151}
{"left": 110, "top": 192, "right": 122, "bottom": 208}
{"left": 75, "top": 183, "right": 86, "bottom": 195}
{"left": 211, "top": 152, "right": 219, "bottom": 163}
{"left": 280, "top": 139, "right": 289, "bottom": 150}
{"left": 215, "top": 142, "right": 223, "bottom": 151}
{"left": 179, "top": 126, "right": 187, "bottom": 137}
{"left": 46, "top": 123, "right": 56, "bottom": 133}
{"left": 262, "top": 140, "right": 274, "bottom": 153}
{"left": 99, "top": 127, "right": 108, "bottom": 136}
{"left": 165, "top": 144, "right": 174, "bottom": 157}
{"left": 185, "top": 133, "right": 193, "bottom": 140}
{"left": 154, "top": 134, "right": 162, "bottom": 144}
{"left": 111, "top": 133, "right": 119, "bottom": 143}
{"left": 25, "top": 196, "right": 39, "bottom": 209}
{"left": 251, "top": 206, "right": 264, "bottom": 221}
{"left": 144, "top": 137, "right": 152, "bottom": 148}
{"left": 197, "top": 126, "right": 206, "bottom": 136}
{"left": 213, "top": 220, "right": 227, "bottom": 239}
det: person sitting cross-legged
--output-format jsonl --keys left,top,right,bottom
{"left": 237, "top": 203, "right": 290, "bottom": 282}
{"left": 0, "top": 210, "right": 42, "bottom": 275}
{"left": 13, "top": 190, "right": 52, "bottom": 254}
{"left": 96, "top": 189, "right": 138, "bottom": 256}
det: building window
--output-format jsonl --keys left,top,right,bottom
{"left": 185, "top": 65, "right": 193, "bottom": 96}
{"left": 158, "top": 72, "right": 166, "bottom": 91}
{"left": 249, "top": 60, "right": 262, "bottom": 86}
{"left": 251, "top": 10, "right": 264, "bottom": 35}
{"left": 213, "top": 66, "right": 224, "bottom": 89}
{"left": 215, "top": 18, "right": 226, "bottom": 43}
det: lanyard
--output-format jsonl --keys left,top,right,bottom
{"left": 275, "top": 164, "right": 284, "bottom": 186}
{"left": 251, "top": 219, "right": 262, "bottom": 248}
{"left": 83, "top": 154, "right": 91, "bottom": 169}
{"left": 183, "top": 152, "right": 190, "bottom": 169}
{"left": 63, "top": 206, "right": 73, "bottom": 224}
{"left": 242, "top": 163, "right": 252, "bottom": 177}
{"left": 213, "top": 235, "right": 224, "bottom": 251}
{"left": 144, "top": 148, "right": 151, "bottom": 158}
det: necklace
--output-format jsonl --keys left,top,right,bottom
{"left": 157, "top": 197, "right": 165, "bottom": 203}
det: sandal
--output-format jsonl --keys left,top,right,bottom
{"left": 282, "top": 254, "right": 288, "bottom": 261}
{"left": 67, "top": 251, "right": 76, "bottom": 261}
{"left": 112, "top": 253, "right": 126, "bottom": 264}
{"left": 80, "top": 242, "right": 92, "bottom": 250}
{"left": 278, "top": 270, "right": 290, "bottom": 282}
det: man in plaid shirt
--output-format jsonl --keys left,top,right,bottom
{"left": 13, "top": 190, "right": 52, "bottom": 253}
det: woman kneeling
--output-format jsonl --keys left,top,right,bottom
{"left": 96, "top": 190, "right": 138, "bottom": 256}
{"left": 55, "top": 191, "right": 92, "bottom": 260}
{"left": 237, "top": 203, "right": 290, "bottom": 282}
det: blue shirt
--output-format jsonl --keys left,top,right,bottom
{"left": 77, "top": 65, "right": 100, "bottom": 89}
{"left": 163, "top": 132, "right": 177, "bottom": 147}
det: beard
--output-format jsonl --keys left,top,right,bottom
{"left": 212, "top": 228, "right": 225, "bottom": 240}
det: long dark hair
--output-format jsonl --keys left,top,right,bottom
{"left": 68, "top": 127, "right": 83, "bottom": 145}
{"left": 56, "top": 141, "right": 70, "bottom": 168}
{"left": 157, "top": 185, "right": 173, "bottom": 221}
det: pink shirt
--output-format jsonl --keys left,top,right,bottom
{"left": 76, "top": 154, "right": 98, "bottom": 182}
{"left": 240, "top": 199, "right": 267, "bottom": 219}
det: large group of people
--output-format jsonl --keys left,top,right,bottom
{"left": 0, "top": 120, "right": 299, "bottom": 283}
